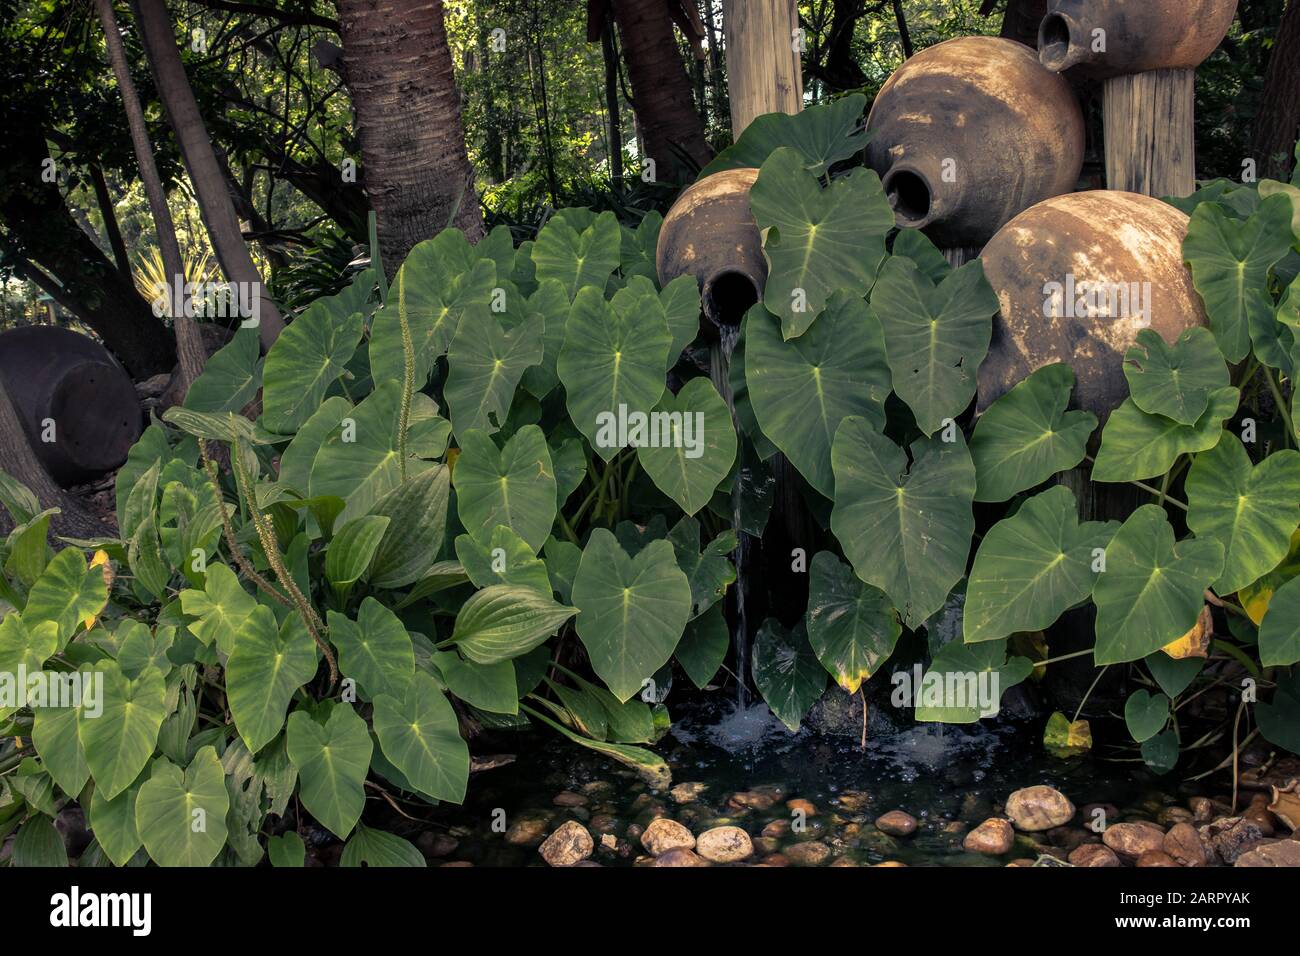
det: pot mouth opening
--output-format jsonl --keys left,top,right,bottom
{"left": 1038, "top": 14, "right": 1075, "bottom": 72}
{"left": 884, "top": 168, "right": 933, "bottom": 228}
{"left": 703, "top": 270, "right": 760, "bottom": 331}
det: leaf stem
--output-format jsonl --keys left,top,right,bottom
{"left": 1264, "top": 368, "right": 1296, "bottom": 449}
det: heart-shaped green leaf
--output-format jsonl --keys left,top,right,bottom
{"left": 1145, "top": 650, "right": 1204, "bottom": 698}
{"left": 1092, "top": 386, "right": 1239, "bottom": 483}
{"left": 449, "top": 583, "right": 576, "bottom": 664}
{"left": 1183, "top": 194, "right": 1294, "bottom": 362}
{"left": 30, "top": 666, "right": 93, "bottom": 795}
{"left": 912, "top": 639, "right": 1033, "bottom": 724}
{"left": 1141, "top": 729, "right": 1180, "bottom": 774}
{"left": 23, "top": 548, "right": 108, "bottom": 647}
{"left": 134, "top": 747, "right": 229, "bottom": 867}
{"left": 752, "top": 618, "right": 827, "bottom": 732}
{"left": 667, "top": 515, "right": 736, "bottom": 621}
{"left": 366, "top": 465, "right": 450, "bottom": 589}
{"left": 701, "top": 93, "right": 869, "bottom": 178}
{"left": 286, "top": 702, "right": 372, "bottom": 839}
{"left": 328, "top": 597, "right": 416, "bottom": 699}
{"left": 675, "top": 603, "right": 729, "bottom": 689}
{"left": 830, "top": 417, "right": 976, "bottom": 628}
{"left": 750, "top": 147, "right": 894, "bottom": 339}
{"left": 1122, "top": 327, "right": 1230, "bottom": 425}
{"left": 572, "top": 529, "right": 692, "bottom": 702}
{"left": 1185, "top": 433, "right": 1300, "bottom": 595}
{"left": 1124, "top": 689, "right": 1170, "bottom": 742}
{"left": 531, "top": 210, "right": 622, "bottom": 298}
{"left": 226, "top": 606, "right": 318, "bottom": 754}
{"left": 445, "top": 306, "right": 544, "bottom": 436}
{"left": 965, "top": 486, "right": 1118, "bottom": 643}
{"left": 871, "top": 256, "right": 997, "bottom": 436}
{"left": 454, "top": 425, "right": 556, "bottom": 551}
{"left": 745, "top": 293, "right": 890, "bottom": 498}
{"left": 637, "top": 377, "right": 737, "bottom": 515}
{"left": 78, "top": 659, "right": 166, "bottom": 801}
{"left": 184, "top": 327, "right": 263, "bottom": 415}
{"left": 1259, "top": 574, "right": 1300, "bottom": 667}
{"left": 558, "top": 285, "right": 671, "bottom": 460}
{"left": 262, "top": 299, "right": 364, "bottom": 434}
{"left": 0, "top": 614, "right": 58, "bottom": 722}
{"left": 1092, "top": 505, "right": 1224, "bottom": 664}
{"left": 178, "top": 562, "right": 257, "bottom": 655}
{"left": 891, "top": 228, "right": 951, "bottom": 283}
{"left": 455, "top": 525, "right": 552, "bottom": 593}
{"left": 1257, "top": 670, "right": 1300, "bottom": 753}
{"left": 805, "top": 551, "right": 900, "bottom": 694}
{"left": 373, "top": 671, "right": 469, "bottom": 803}
{"left": 516, "top": 279, "right": 572, "bottom": 400}
{"left": 970, "top": 364, "right": 1096, "bottom": 502}
{"left": 87, "top": 771, "right": 146, "bottom": 866}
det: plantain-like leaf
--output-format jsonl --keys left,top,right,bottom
{"left": 325, "top": 515, "right": 390, "bottom": 594}
{"left": 453, "top": 425, "right": 556, "bottom": 551}
{"left": 134, "top": 747, "right": 229, "bottom": 867}
{"left": 912, "top": 639, "right": 1033, "bottom": 724}
{"left": 455, "top": 525, "right": 552, "bottom": 593}
{"left": 830, "top": 417, "right": 976, "bottom": 628}
{"left": 1185, "top": 433, "right": 1300, "bottom": 595}
{"left": 701, "top": 93, "right": 869, "bottom": 178}
{"left": 750, "top": 147, "right": 894, "bottom": 339}
{"left": 558, "top": 285, "right": 671, "bottom": 460}
{"left": 637, "top": 377, "right": 737, "bottom": 515}
{"left": 572, "top": 529, "right": 692, "bottom": 702}
{"left": 309, "top": 381, "right": 450, "bottom": 525}
{"left": 183, "top": 327, "right": 262, "bottom": 414}
{"left": 340, "top": 824, "right": 426, "bottom": 867}
{"left": 870, "top": 255, "right": 997, "bottom": 436}
{"left": 1183, "top": 194, "right": 1294, "bottom": 362}
{"left": 523, "top": 703, "right": 671, "bottom": 788}
{"left": 367, "top": 465, "right": 450, "bottom": 589}
{"left": 675, "top": 603, "right": 729, "bottom": 689}
{"left": 751, "top": 618, "right": 827, "bottom": 732}
{"left": 1123, "top": 689, "right": 1170, "bottom": 743}
{"left": 805, "top": 551, "right": 901, "bottom": 694}
{"left": 449, "top": 583, "right": 576, "bottom": 664}
{"left": 531, "top": 210, "right": 622, "bottom": 298}
{"left": 1122, "top": 327, "right": 1230, "bottom": 425}
{"left": 226, "top": 606, "right": 318, "bottom": 754}
{"left": 262, "top": 300, "right": 364, "bottom": 434}
{"left": 373, "top": 671, "right": 469, "bottom": 803}
{"left": 965, "top": 486, "right": 1118, "bottom": 643}
{"left": 328, "top": 597, "right": 416, "bottom": 699}
{"left": 969, "top": 364, "right": 1096, "bottom": 502}
{"left": 286, "top": 702, "right": 372, "bottom": 839}
{"left": 745, "top": 295, "right": 890, "bottom": 498}
{"left": 78, "top": 659, "right": 166, "bottom": 801}
{"left": 1092, "top": 386, "right": 1239, "bottom": 483}
{"left": 370, "top": 229, "right": 496, "bottom": 388}
{"left": 445, "top": 307, "right": 544, "bottom": 436}
{"left": 1259, "top": 575, "right": 1300, "bottom": 667}
{"left": 1092, "top": 505, "right": 1224, "bottom": 664}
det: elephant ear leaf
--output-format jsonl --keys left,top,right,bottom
{"left": 183, "top": 327, "right": 262, "bottom": 415}
{"left": 965, "top": 486, "right": 1117, "bottom": 644}
{"left": 1092, "top": 386, "right": 1239, "bottom": 483}
{"left": 134, "top": 748, "right": 229, "bottom": 867}
{"left": 870, "top": 255, "right": 997, "bottom": 437}
{"left": 637, "top": 377, "right": 737, "bottom": 516}
{"left": 1122, "top": 327, "right": 1229, "bottom": 425}
{"left": 286, "top": 703, "right": 372, "bottom": 839}
{"left": 1124, "top": 689, "right": 1171, "bottom": 743}
{"left": 1259, "top": 575, "right": 1300, "bottom": 668}
{"left": 532, "top": 210, "right": 622, "bottom": 298}
{"left": 226, "top": 607, "right": 318, "bottom": 755}
{"left": 912, "top": 639, "right": 1032, "bottom": 724}
{"left": 969, "top": 363, "right": 1096, "bottom": 502}
{"left": 262, "top": 300, "right": 364, "bottom": 435}
{"left": 752, "top": 618, "right": 827, "bottom": 732}
{"left": 78, "top": 660, "right": 166, "bottom": 801}
{"left": 373, "top": 672, "right": 470, "bottom": 803}
{"left": 750, "top": 146, "right": 894, "bottom": 339}
{"left": 444, "top": 305, "right": 544, "bottom": 436}
{"left": 453, "top": 425, "right": 556, "bottom": 551}
{"left": 1092, "top": 505, "right": 1224, "bottom": 665}
{"left": 805, "top": 551, "right": 900, "bottom": 694}
{"left": 701, "top": 93, "right": 869, "bottom": 178}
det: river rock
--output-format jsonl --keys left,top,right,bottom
{"left": 653, "top": 847, "right": 708, "bottom": 867}
{"left": 876, "top": 811, "right": 918, "bottom": 836}
{"left": 830, "top": 856, "right": 860, "bottom": 866}
{"left": 1157, "top": 806, "right": 1195, "bottom": 827}
{"left": 1136, "top": 849, "right": 1180, "bottom": 867}
{"left": 1200, "top": 817, "right": 1265, "bottom": 864}
{"left": 539, "top": 821, "right": 594, "bottom": 867}
{"left": 1234, "top": 839, "right": 1300, "bottom": 867}
{"left": 784, "top": 841, "right": 832, "bottom": 866}
{"left": 641, "top": 818, "right": 696, "bottom": 856}
{"left": 552, "top": 791, "right": 588, "bottom": 808}
{"left": 762, "top": 819, "right": 792, "bottom": 838}
{"left": 1242, "top": 806, "right": 1276, "bottom": 836}
{"left": 786, "top": 798, "right": 817, "bottom": 817}
{"left": 873, "top": 860, "right": 906, "bottom": 867}
{"left": 1162, "top": 822, "right": 1207, "bottom": 867}
{"left": 670, "top": 782, "right": 707, "bottom": 804}
{"left": 695, "top": 826, "right": 754, "bottom": 863}
{"left": 837, "top": 790, "right": 871, "bottom": 812}
{"left": 504, "top": 814, "right": 551, "bottom": 846}
{"left": 1006, "top": 786, "right": 1075, "bottom": 831}
{"left": 1068, "top": 844, "right": 1121, "bottom": 867}
{"left": 728, "top": 789, "right": 779, "bottom": 811}
{"left": 760, "top": 853, "right": 790, "bottom": 866}
{"left": 1102, "top": 821, "right": 1166, "bottom": 859}
{"left": 964, "top": 818, "right": 1015, "bottom": 856}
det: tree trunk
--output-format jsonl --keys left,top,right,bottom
{"left": 339, "top": 0, "right": 485, "bottom": 276}
{"left": 133, "top": 0, "right": 284, "bottom": 348}
{"left": 891, "top": 0, "right": 914, "bottom": 58}
{"left": 611, "top": 0, "right": 715, "bottom": 179}
{"left": 822, "top": 0, "right": 867, "bottom": 91}
{"left": 721, "top": 0, "right": 803, "bottom": 136}
{"left": 88, "top": 163, "right": 132, "bottom": 279}
{"left": 602, "top": 22, "right": 625, "bottom": 183}
{"left": 97, "top": 0, "right": 206, "bottom": 396}
{"left": 1253, "top": 0, "right": 1300, "bottom": 181}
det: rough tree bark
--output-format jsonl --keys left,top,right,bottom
{"left": 133, "top": 0, "right": 284, "bottom": 348}
{"left": 1253, "top": 0, "right": 1300, "bottom": 181}
{"left": 97, "top": 0, "right": 206, "bottom": 395}
{"left": 339, "top": 0, "right": 485, "bottom": 275}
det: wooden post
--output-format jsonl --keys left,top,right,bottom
{"left": 1103, "top": 69, "right": 1196, "bottom": 198}
{"left": 721, "top": 0, "right": 803, "bottom": 136}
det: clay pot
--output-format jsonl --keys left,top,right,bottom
{"left": 1038, "top": 0, "right": 1239, "bottom": 78}
{"left": 976, "top": 191, "right": 1208, "bottom": 420}
{"left": 656, "top": 168, "right": 765, "bottom": 335}
{"left": 865, "top": 36, "right": 1084, "bottom": 248}
{"left": 0, "top": 325, "right": 142, "bottom": 485}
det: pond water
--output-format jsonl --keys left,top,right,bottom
{"left": 406, "top": 697, "right": 1204, "bottom": 867}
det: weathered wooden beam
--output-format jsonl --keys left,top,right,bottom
{"left": 721, "top": 0, "right": 803, "bottom": 136}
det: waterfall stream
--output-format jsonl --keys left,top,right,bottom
{"left": 710, "top": 324, "right": 749, "bottom": 707}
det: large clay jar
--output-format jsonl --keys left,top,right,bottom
{"left": 976, "top": 191, "right": 1208, "bottom": 420}
{"left": 0, "top": 326, "right": 142, "bottom": 485}
{"left": 865, "top": 36, "right": 1084, "bottom": 248}
{"left": 657, "top": 168, "right": 765, "bottom": 334}
{"left": 1038, "top": 0, "right": 1239, "bottom": 77}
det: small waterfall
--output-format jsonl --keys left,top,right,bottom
{"left": 710, "top": 324, "right": 750, "bottom": 707}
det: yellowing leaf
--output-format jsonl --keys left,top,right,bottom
{"left": 1239, "top": 529, "right": 1300, "bottom": 625}
{"left": 1043, "top": 711, "right": 1092, "bottom": 758}
{"left": 1161, "top": 605, "right": 1213, "bottom": 659}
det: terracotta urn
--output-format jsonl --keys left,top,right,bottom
{"left": 1038, "top": 0, "right": 1240, "bottom": 77}
{"left": 976, "top": 190, "right": 1209, "bottom": 420}
{"left": 865, "top": 36, "right": 1085, "bottom": 248}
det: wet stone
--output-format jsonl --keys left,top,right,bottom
{"left": 652, "top": 847, "right": 707, "bottom": 867}
{"left": 670, "top": 782, "right": 707, "bottom": 804}
{"left": 1005, "top": 786, "right": 1075, "bottom": 831}
{"left": 1102, "top": 821, "right": 1166, "bottom": 859}
{"left": 1136, "top": 849, "right": 1180, "bottom": 868}
{"left": 963, "top": 818, "right": 1014, "bottom": 856}
{"left": 1200, "top": 817, "right": 1266, "bottom": 865}
{"left": 1162, "top": 822, "right": 1207, "bottom": 867}
{"left": 553, "top": 791, "right": 588, "bottom": 808}
{"left": 641, "top": 818, "right": 695, "bottom": 856}
{"left": 783, "top": 841, "right": 832, "bottom": 866}
{"left": 1068, "top": 844, "right": 1121, "bottom": 867}
{"left": 539, "top": 821, "right": 594, "bottom": 867}
{"left": 695, "top": 826, "right": 754, "bottom": 863}
{"left": 875, "top": 811, "right": 918, "bottom": 837}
